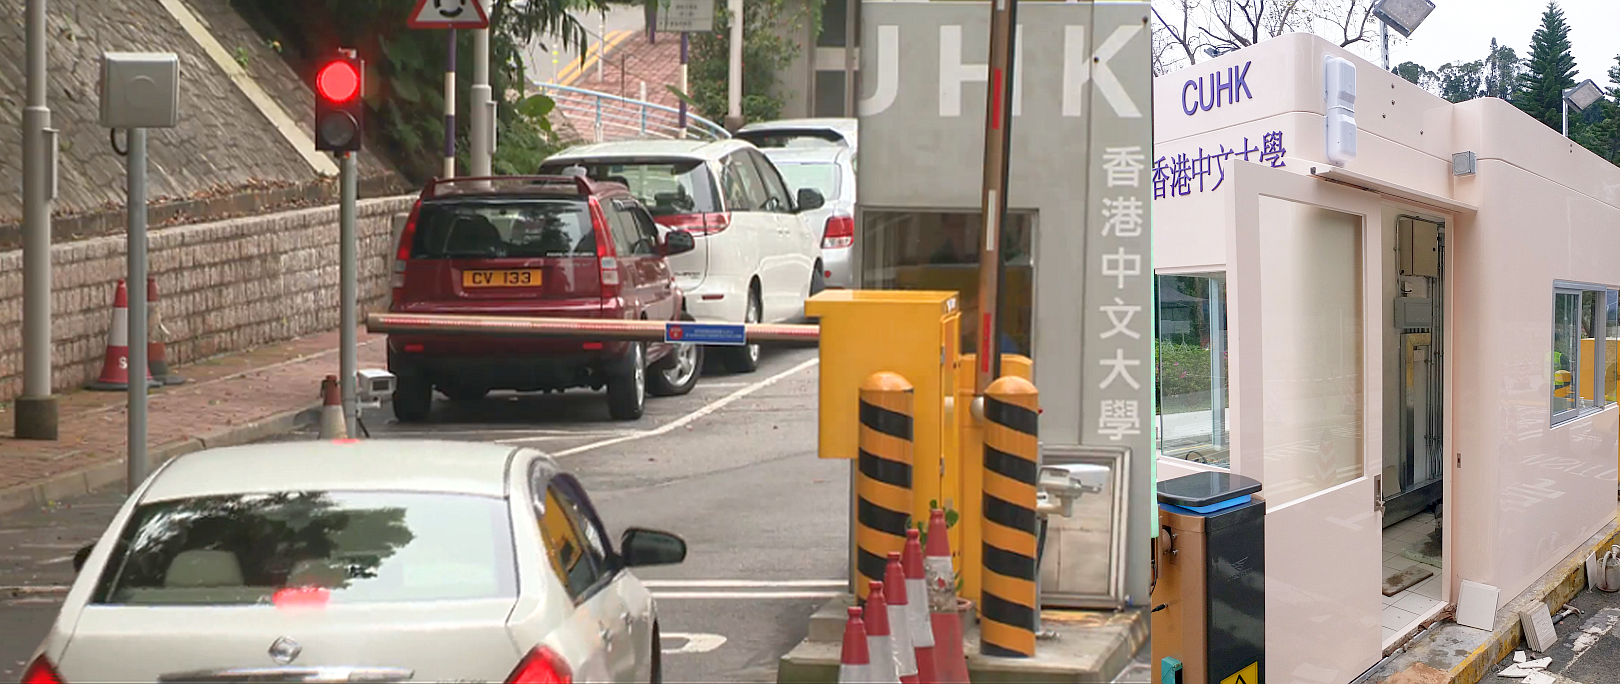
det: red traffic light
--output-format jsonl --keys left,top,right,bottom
{"left": 317, "top": 61, "right": 360, "bottom": 102}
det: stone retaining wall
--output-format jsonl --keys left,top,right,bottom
{"left": 0, "top": 196, "right": 415, "bottom": 402}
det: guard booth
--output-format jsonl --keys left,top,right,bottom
{"left": 1153, "top": 33, "right": 1620, "bottom": 683}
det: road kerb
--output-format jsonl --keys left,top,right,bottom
{"left": 0, "top": 404, "right": 316, "bottom": 517}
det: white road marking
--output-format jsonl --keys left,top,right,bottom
{"left": 17, "top": 543, "right": 88, "bottom": 549}
{"left": 0, "top": 585, "right": 69, "bottom": 594}
{"left": 650, "top": 591, "right": 842, "bottom": 600}
{"left": 643, "top": 580, "right": 844, "bottom": 588}
{"left": 1, "top": 597, "right": 64, "bottom": 606}
{"left": 661, "top": 632, "right": 728, "bottom": 655}
{"left": 37, "top": 555, "right": 74, "bottom": 566}
{"left": 501, "top": 357, "right": 820, "bottom": 455}
{"left": 696, "top": 381, "right": 752, "bottom": 389}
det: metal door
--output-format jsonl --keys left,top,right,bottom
{"left": 1226, "top": 161, "right": 1386, "bottom": 682}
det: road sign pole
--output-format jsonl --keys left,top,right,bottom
{"left": 19, "top": 0, "right": 58, "bottom": 440}
{"left": 444, "top": 29, "right": 457, "bottom": 179}
{"left": 127, "top": 127, "right": 150, "bottom": 492}
{"left": 975, "top": 0, "right": 1017, "bottom": 395}
{"left": 340, "top": 152, "right": 359, "bottom": 437}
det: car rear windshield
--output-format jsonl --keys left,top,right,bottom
{"left": 774, "top": 162, "right": 842, "bottom": 201}
{"left": 91, "top": 491, "right": 517, "bottom": 606}
{"left": 412, "top": 200, "right": 596, "bottom": 259}
{"left": 735, "top": 130, "right": 846, "bottom": 149}
{"left": 539, "top": 160, "right": 720, "bottom": 217}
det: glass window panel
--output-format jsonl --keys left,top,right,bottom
{"left": 859, "top": 210, "right": 1034, "bottom": 356}
{"left": 1580, "top": 290, "right": 1603, "bottom": 410}
{"left": 1154, "top": 274, "right": 1229, "bottom": 468}
{"left": 1256, "top": 197, "right": 1362, "bottom": 507}
{"left": 1552, "top": 291, "right": 1579, "bottom": 418}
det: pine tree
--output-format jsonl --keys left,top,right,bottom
{"left": 1516, "top": 1, "right": 1578, "bottom": 130}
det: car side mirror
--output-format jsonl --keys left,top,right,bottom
{"left": 73, "top": 543, "right": 94, "bottom": 573}
{"left": 619, "top": 528, "right": 687, "bottom": 567}
{"left": 796, "top": 188, "right": 825, "bottom": 213}
{"left": 661, "top": 229, "right": 696, "bottom": 257}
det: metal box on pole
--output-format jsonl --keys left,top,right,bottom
{"left": 99, "top": 53, "right": 180, "bottom": 129}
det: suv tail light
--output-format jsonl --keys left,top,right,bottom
{"left": 506, "top": 646, "right": 572, "bottom": 683}
{"left": 21, "top": 656, "right": 64, "bottom": 684}
{"left": 822, "top": 214, "right": 854, "bottom": 249}
{"left": 588, "top": 197, "right": 620, "bottom": 304}
{"left": 654, "top": 212, "right": 731, "bottom": 236}
{"left": 392, "top": 198, "right": 423, "bottom": 302}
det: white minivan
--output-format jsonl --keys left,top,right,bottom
{"left": 540, "top": 140, "right": 826, "bottom": 373}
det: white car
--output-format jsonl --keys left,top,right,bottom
{"left": 762, "top": 145, "right": 858, "bottom": 289}
{"left": 541, "top": 140, "right": 827, "bottom": 373}
{"left": 735, "top": 118, "right": 858, "bottom": 152}
{"left": 24, "top": 441, "right": 685, "bottom": 684}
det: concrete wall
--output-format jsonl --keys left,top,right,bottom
{"left": 0, "top": 197, "right": 415, "bottom": 402}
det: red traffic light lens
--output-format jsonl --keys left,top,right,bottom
{"left": 317, "top": 61, "right": 360, "bottom": 102}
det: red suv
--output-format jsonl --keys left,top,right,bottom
{"left": 387, "top": 175, "right": 702, "bottom": 422}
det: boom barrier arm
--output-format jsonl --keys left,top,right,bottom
{"left": 365, "top": 313, "right": 821, "bottom": 344}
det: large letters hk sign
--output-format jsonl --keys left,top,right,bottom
{"left": 858, "top": 23, "right": 1146, "bottom": 119}
{"left": 1181, "top": 61, "right": 1255, "bottom": 115}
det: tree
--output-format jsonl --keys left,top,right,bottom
{"left": 686, "top": 0, "right": 817, "bottom": 126}
{"left": 1516, "top": 1, "right": 1578, "bottom": 130}
{"left": 1394, "top": 61, "right": 1436, "bottom": 92}
{"left": 1436, "top": 61, "right": 1485, "bottom": 103}
{"left": 1571, "top": 55, "right": 1620, "bottom": 162}
{"left": 1483, "top": 39, "right": 1525, "bottom": 101}
{"left": 1151, "top": 0, "right": 1386, "bottom": 76}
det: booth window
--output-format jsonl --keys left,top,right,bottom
{"left": 1154, "top": 274, "right": 1229, "bottom": 467}
{"left": 859, "top": 209, "right": 1034, "bottom": 356}
{"left": 1551, "top": 283, "right": 1619, "bottom": 426}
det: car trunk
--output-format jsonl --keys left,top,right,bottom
{"left": 58, "top": 600, "right": 523, "bottom": 682}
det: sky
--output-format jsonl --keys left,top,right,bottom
{"left": 1380, "top": 0, "right": 1620, "bottom": 84}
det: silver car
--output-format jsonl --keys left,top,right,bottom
{"left": 24, "top": 441, "right": 685, "bottom": 683}
{"left": 763, "top": 145, "right": 858, "bottom": 289}
{"left": 735, "top": 118, "right": 858, "bottom": 153}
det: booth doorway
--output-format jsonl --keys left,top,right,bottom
{"left": 1379, "top": 214, "right": 1447, "bottom": 643}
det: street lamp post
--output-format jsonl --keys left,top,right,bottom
{"left": 19, "top": 0, "right": 59, "bottom": 440}
{"left": 1563, "top": 79, "right": 1604, "bottom": 137}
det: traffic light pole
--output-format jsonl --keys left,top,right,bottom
{"left": 340, "top": 151, "right": 359, "bottom": 437}
{"left": 19, "top": 0, "right": 58, "bottom": 440}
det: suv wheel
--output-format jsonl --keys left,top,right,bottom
{"left": 721, "top": 288, "right": 762, "bottom": 374}
{"left": 607, "top": 342, "right": 647, "bottom": 420}
{"left": 650, "top": 313, "right": 704, "bottom": 397}
{"left": 393, "top": 374, "right": 432, "bottom": 423}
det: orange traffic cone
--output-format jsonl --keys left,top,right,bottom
{"left": 146, "top": 278, "right": 184, "bottom": 385}
{"left": 925, "top": 509, "right": 970, "bottom": 683}
{"left": 88, "top": 280, "right": 158, "bottom": 391}
{"left": 865, "top": 581, "right": 902, "bottom": 683}
{"left": 902, "top": 529, "right": 938, "bottom": 683}
{"left": 319, "top": 375, "right": 347, "bottom": 439}
{"left": 839, "top": 606, "right": 875, "bottom": 683}
{"left": 884, "top": 552, "right": 920, "bottom": 684}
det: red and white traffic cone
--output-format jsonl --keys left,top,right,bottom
{"left": 884, "top": 552, "right": 920, "bottom": 684}
{"left": 838, "top": 606, "right": 875, "bottom": 683}
{"left": 902, "top": 529, "right": 938, "bottom": 683}
{"left": 146, "top": 278, "right": 184, "bottom": 385}
{"left": 88, "top": 280, "right": 158, "bottom": 391}
{"left": 925, "top": 509, "right": 970, "bottom": 683}
{"left": 319, "top": 375, "right": 347, "bottom": 439}
{"left": 865, "top": 581, "right": 902, "bottom": 684}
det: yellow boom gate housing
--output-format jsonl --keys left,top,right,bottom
{"left": 807, "top": 290, "right": 1035, "bottom": 604}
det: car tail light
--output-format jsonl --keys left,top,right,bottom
{"left": 654, "top": 212, "right": 731, "bottom": 236}
{"left": 21, "top": 655, "right": 64, "bottom": 684}
{"left": 392, "top": 198, "right": 423, "bottom": 302}
{"left": 822, "top": 214, "right": 854, "bottom": 249}
{"left": 272, "top": 586, "right": 330, "bottom": 608}
{"left": 506, "top": 646, "right": 572, "bottom": 684}
{"left": 588, "top": 197, "right": 621, "bottom": 304}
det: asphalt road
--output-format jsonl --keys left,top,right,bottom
{"left": 0, "top": 346, "right": 839, "bottom": 683}
{"left": 1487, "top": 584, "right": 1620, "bottom": 684}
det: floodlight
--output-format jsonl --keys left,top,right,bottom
{"left": 1565, "top": 79, "right": 1604, "bottom": 113}
{"left": 1372, "top": 0, "right": 1436, "bottom": 38}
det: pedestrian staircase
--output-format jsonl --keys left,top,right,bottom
{"left": 532, "top": 81, "right": 729, "bottom": 144}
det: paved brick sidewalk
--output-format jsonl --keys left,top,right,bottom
{"left": 0, "top": 331, "right": 385, "bottom": 515}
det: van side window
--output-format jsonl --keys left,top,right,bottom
{"left": 747, "top": 151, "right": 794, "bottom": 214}
{"left": 722, "top": 154, "right": 770, "bottom": 211}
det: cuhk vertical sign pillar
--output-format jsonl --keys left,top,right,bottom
{"left": 1080, "top": 1, "right": 1153, "bottom": 605}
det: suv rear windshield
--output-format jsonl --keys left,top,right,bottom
{"left": 412, "top": 200, "right": 596, "bottom": 259}
{"left": 539, "top": 160, "right": 720, "bottom": 217}
{"left": 91, "top": 491, "right": 517, "bottom": 606}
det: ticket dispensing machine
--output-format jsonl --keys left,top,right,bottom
{"left": 1152, "top": 472, "right": 1265, "bottom": 684}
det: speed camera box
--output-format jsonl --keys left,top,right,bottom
{"left": 100, "top": 52, "right": 180, "bottom": 129}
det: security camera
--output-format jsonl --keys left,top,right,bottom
{"left": 356, "top": 368, "right": 395, "bottom": 404}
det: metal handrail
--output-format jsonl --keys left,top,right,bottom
{"left": 530, "top": 81, "right": 730, "bottom": 142}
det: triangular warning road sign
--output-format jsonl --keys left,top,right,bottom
{"left": 408, "top": 0, "right": 489, "bottom": 29}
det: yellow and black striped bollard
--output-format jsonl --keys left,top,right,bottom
{"left": 856, "top": 372, "right": 915, "bottom": 602}
{"left": 980, "top": 375, "right": 1039, "bottom": 657}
